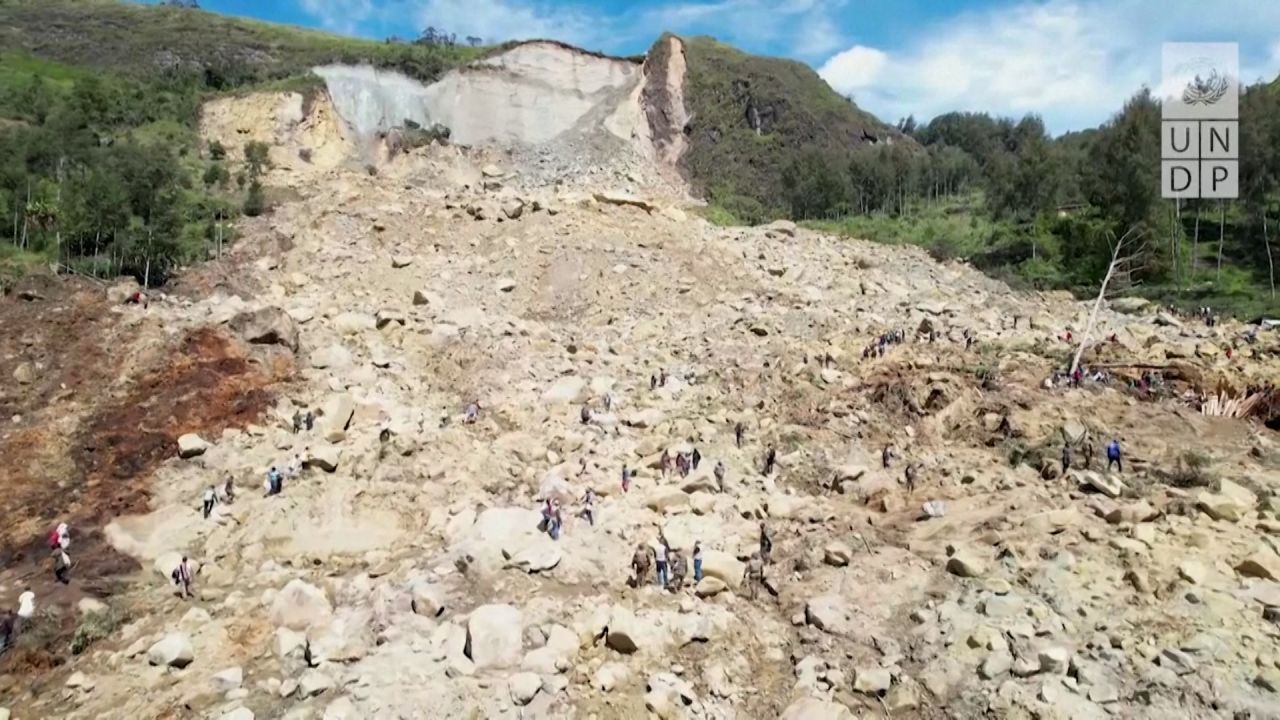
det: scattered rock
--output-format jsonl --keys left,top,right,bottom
{"left": 299, "top": 668, "right": 334, "bottom": 697}
{"left": 508, "top": 672, "right": 541, "bottom": 705}
{"left": 946, "top": 547, "right": 987, "bottom": 578}
{"left": 1075, "top": 470, "right": 1123, "bottom": 498}
{"left": 823, "top": 542, "right": 852, "bottom": 567}
{"left": 176, "top": 433, "right": 210, "bottom": 459}
{"left": 269, "top": 579, "right": 333, "bottom": 631}
{"left": 465, "top": 604, "right": 523, "bottom": 669}
{"left": 211, "top": 666, "right": 244, "bottom": 691}
{"left": 12, "top": 362, "right": 34, "bottom": 385}
{"left": 853, "top": 667, "right": 892, "bottom": 695}
{"left": 147, "top": 632, "right": 194, "bottom": 668}
{"left": 1236, "top": 551, "right": 1280, "bottom": 581}
{"left": 228, "top": 307, "right": 299, "bottom": 351}
{"left": 779, "top": 697, "right": 854, "bottom": 720}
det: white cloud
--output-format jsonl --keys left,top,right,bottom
{"left": 791, "top": 11, "right": 844, "bottom": 59}
{"left": 818, "top": 45, "right": 886, "bottom": 93}
{"left": 299, "top": 0, "right": 378, "bottom": 34}
{"left": 409, "top": 0, "right": 595, "bottom": 46}
{"left": 818, "top": 0, "right": 1280, "bottom": 133}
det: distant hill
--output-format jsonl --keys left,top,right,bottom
{"left": 0, "top": 0, "right": 484, "bottom": 86}
{"left": 669, "top": 35, "right": 905, "bottom": 222}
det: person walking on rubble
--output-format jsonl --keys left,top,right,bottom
{"left": 759, "top": 522, "right": 773, "bottom": 565}
{"left": 692, "top": 541, "right": 704, "bottom": 582}
{"left": 202, "top": 484, "right": 218, "bottom": 519}
{"left": 713, "top": 461, "right": 726, "bottom": 490}
{"left": 53, "top": 548, "right": 71, "bottom": 584}
{"left": 745, "top": 552, "right": 765, "bottom": 599}
{"left": 632, "top": 544, "right": 651, "bottom": 587}
{"left": 734, "top": 421, "right": 745, "bottom": 448}
{"left": 222, "top": 475, "right": 236, "bottom": 504}
{"left": 654, "top": 541, "right": 670, "bottom": 588}
{"left": 668, "top": 548, "right": 686, "bottom": 591}
{"left": 905, "top": 463, "right": 919, "bottom": 495}
{"left": 581, "top": 488, "right": 596, "bottom": 527}
{"left": 172, "top": 556, "right": 195, "bottom": 599}
{"left": 1061, "top": 444, "right": 1073, "bottom": 475}
{"left": 763, "top": 446, "right": 777, "bottom": 476}
{"left": 1106, "top": 438, "right": 1123, "bottom": 473}
{"left": 691, "top": 447, "right": 702, "bottom": 471}
{"left": 621, "top": 464, "right": 632, "bottom": 493}
{"left": 882, "top": 444, "right": 895, "bottom": 469}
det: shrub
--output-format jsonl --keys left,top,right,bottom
{"left": 71, "top": 606, "right": 128, "bottom": 655}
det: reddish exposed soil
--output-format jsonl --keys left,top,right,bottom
{"left": 0, "top": 276, "right": 290, "bottom": 673}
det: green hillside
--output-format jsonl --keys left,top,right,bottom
{"left": 0, "top": 0, "right": 483, "bottom": 288}
{"left": 674, "top": 35, "right": 905, "bottom": 223}
{"left": 0, "top": 0, "right": 485, "bottom": 85}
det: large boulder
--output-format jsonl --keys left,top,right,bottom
{"left": 465, "top": 604, "right": 523, "bottom": 670}
{"left": 307, "top": 446, "right": 341, "bottom": 473}
{"left": 147, "top": 632, "right": 194, "bottom": 668}
{"left": 319, "top": 394, "right": 355, "bottom": 442}
{"left": 541, "top": 376, "right": 588, "bottom": 404}
{"left": 177, "top": 433, "right": 210, "bottom": 459}
{"left": 309, "top": 344, "right": 353, "bottom": 370}
{"left": 308, "top": 608, "right": 374, "bottom": 663}
{"left": 1236, "top": 551, "right": 1280, "bottom": 581}
{"left": 805, "top": 595, "right": 855, "bottom": 635}
{"left": 333, "top": 311, "right": 375, "bottom": 335}
{"left": 1075, "top": 470, "right": 1123, "bottom": 498}
{"left": 645, "top": 488, "right": 691, "bottom": 514}
{"left": 700, "top": 551, "right": 745, "bottom": 589}
{"left": 270, "top": 579, "right": 333, "bottom": 631}
{"left": 228, "top": 307, "right": 299, "bottom": 351}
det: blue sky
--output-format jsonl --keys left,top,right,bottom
{"left": 185, "top": 0, "right": 1280, "bottom": 133}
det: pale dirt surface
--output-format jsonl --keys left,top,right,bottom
{"left": 2, "top": 52, "right": 1280, "bottom": 720}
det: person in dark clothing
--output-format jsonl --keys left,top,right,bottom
{"left": 580, "top": 405, "right": 592, "bottom": 425}
{"left": 882, "top": 445, "right": 895, "bottom": 469}
{"left": 304, "top": 411, "right": 315, "bottom": 431}
{"left": 1061, "top": 444, "right": 1073, "bottom": 474}
{"left": 691, "top": 448, "right": 702, "bottom": 470}
{"left": 759, "top": 523, "right": 773, "bottom": 565}
{"left": 734, "top": 422, "right": 745, "bottom": 448}
{"left": 905, "top": 463, "right": 918, "bottom": 494}
{"left": 1082, "top": 440, "right": 1095, "bottom": 470}
{"left": 763, "top": 446, "right": 777, "bottom": 476}
{"left": 53, "top": 549, "right": 71, "bottom": 584}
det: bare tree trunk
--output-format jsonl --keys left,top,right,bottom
{"left": 1173, "top": 198, "right": 1181, "bottom": 288}
{"left": 1217, "top": 201, "right": 1225, "bottom": 281}
{"left": 1071, "top": 227, "right": 1143, "bottom": 375}
{"left": 144, "top": 253, "right": 151, "bottom": 288}
{"left": 1266, "top": 210, "right": 1276, "bottom": 299}
{"left": 1192, "top": 205, "right": 1200, "bottom": 275}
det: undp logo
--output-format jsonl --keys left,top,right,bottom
{"left": 1160, "top": 43, "right": 1239, "bottom": 200}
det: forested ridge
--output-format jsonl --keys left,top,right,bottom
{"left": 773, "top": 84, "right": 1280, "bottom": 317}
{"left": 0, "top": 0, "right": 483, "bottom": 287}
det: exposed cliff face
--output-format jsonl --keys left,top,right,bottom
{"left": 316, "top": 43, "right": 646, "bottom": 149}
{"left": 641, "top": 34, "right": 691, "bottom": 168}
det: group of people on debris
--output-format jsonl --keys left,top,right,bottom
{"left": 630, "top": 524, "right": 773, "bottom": 598}
{"left": 1062, "top": 437, "right": 1124, "bottom": 474}
{"left": 1046, "top": 366, "right": 1112, "bottom": 389}
{"left": 660, "top": 446, "right": 703, "bottom": 478}
{"left": 862, "top": 328, "right": 908, "bottom": 359}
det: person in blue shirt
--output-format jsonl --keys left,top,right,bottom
{"left": 1106, "top": 439, "right": 1122, "bottom": 473}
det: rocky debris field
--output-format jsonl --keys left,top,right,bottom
{"left": 2, "top": 153, "right": 1279, "bottom": 720}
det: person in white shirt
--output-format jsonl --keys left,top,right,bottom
{"left": 202, "top": 485, "right": 218, "bottom": 519}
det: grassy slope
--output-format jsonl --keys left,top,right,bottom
{"left": 0, "top": 0, "right": 486, "bottom": 85}
{"left": 678, "top": 35, "right": 903, "bottom": 222}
